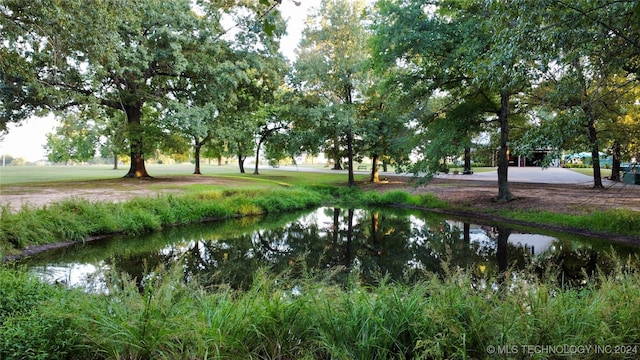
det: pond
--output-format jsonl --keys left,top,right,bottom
{"left": 18, "top": 207, "right": 640, "bottom": 292}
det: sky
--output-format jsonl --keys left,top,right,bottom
{"left": 0, "top": 0, "right": 333, "bottom": 162}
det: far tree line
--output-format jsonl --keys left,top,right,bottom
{"left": 2, "top": 0, "right": 639, "bottom": 200}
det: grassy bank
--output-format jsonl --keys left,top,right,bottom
{"left": 2, "top": 260, "right": 640, "bottom": 360}
{"left": 505, "top": 208, "right": 640, "bottom": 239}
{"left": 1, "top": 165, "right": 638, "bottom": 256}
{"left": 0, "top": 185, "right": 447, "bottom": 257}
{"left": 0, "top": 187, "right": 324, "bottom": 255}
{"left": 2, "top": 182, "right": 639, "bottom": 258}
{"left": 2, "top": 171, "right": 640, "bottom": 359}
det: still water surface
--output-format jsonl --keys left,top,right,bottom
{"left": 20, "top": 207, "right": 640, "bottom": 292}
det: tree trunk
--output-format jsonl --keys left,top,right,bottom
{"left": 463, "top": 146, "right": 473, "bottom": 174}
{"left": 371, "top": 153, "right": 380, "bottom": 183}
{"left": 497, "top": 92, "right": 514, "bottom": 201}
{"left": 112, "top": 152, "right": 118, "bottom": 170}
{"left": 587, "top": 117, "right": 604, "bottom": 188}
{"left": 123, "top": 104, "right": 151, "bottom": 178}
{"left": 345, "top": 208, "right": 354, "bottom": 270}
{"left": 332, "top": 208, "right": 340, "bottom": 244}
{"left": 575, "top": 59, "right": 603, "bottom": 189}
{"left": 217, "top": 156, "right": 222, "bottom": 166}
{"left": 254, "top": 139, "right": 263, "bottom": 175}
{"left": 496, "top": 226, "right": 511, "bottom": 275}
{"left": 238, "top": 153, "right": 246, "bottom": 174}
{"left": 346, "top": 129, "right": 355, "bottom": 186}
{"left": 331, "top": 137, "right": 342, "bottom": 170}
{"left": 193, "top": 140, "right": 202, "bottom": 175}
{"left": 371, "top": 211, "right": 381, "bottom": 259}
{"left": 610, "top": 141, "right": 622, "bottom": 182}
{"left": 371, "top": 211, "right": 379, "bottom": 239}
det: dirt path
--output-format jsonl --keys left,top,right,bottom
{"left": 0, "top": 176, "right": 244, "bottom": 211}
{"left": 411, "top": 178, "right": 640, "bottom": 214}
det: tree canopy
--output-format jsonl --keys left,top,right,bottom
{"left": 1, "top": 0, "right": 638, "bottom": 196}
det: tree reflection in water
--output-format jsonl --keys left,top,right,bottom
{"left": 23, "top": 207, "right": 640, "bottom": 292}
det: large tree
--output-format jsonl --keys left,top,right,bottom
{"left": 358, "top": 77, "right": 414, "bottom": 182}
{"left": 371, "top": 0, "right": 528, "bottom": 200}
{"left": 1, "top": 0, "right": 270, "bottom": 178}
{"left": 294, "top": 0, "right": 371, "bottom": 186}
{"left": 44, "top": 110, "right": 99, "bottom": 164}
{"left": 479, "top": 0, "right": 638, "bottom": 188}
{"left": 163, "top": 103, "right": 219, "bottom": 175}
{"left": 504, "top": 0, "right": 640, "bottom": 187}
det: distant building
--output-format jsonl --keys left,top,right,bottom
{"left": 507, "top": 149, "right": 558, "bottom": 167}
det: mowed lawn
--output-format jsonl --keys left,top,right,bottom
{"left": 1, "top": 163, "right": 206, "bottom": 186}
{"left": 569, "top": 167, "right": 613, "bottom": 178}
{"left": 0, "top": 162, "right": 498, "bottom": 189}
{"left": 0, "top": 163, "right": 368, "bottom": 189}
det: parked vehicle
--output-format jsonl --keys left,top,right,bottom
{"left": 622, "top": 163, "right": 640, "bottom": 185}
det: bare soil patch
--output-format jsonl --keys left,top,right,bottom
{"left": 0, "top": 176, "right": 249, "bottom": 211}
{"left": 361, "top": 176, "right": 640, "bottom": 214}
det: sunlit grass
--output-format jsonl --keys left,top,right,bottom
{"left": 0, "top": 163, "right": 368, "bottom": 190}
{"left": 569, "top": 167, "right": 612, "bottom": 178}
{"left": 0, "top": 163, "right": 224, "bottom": 186}
{"left": 0, "top": 187, "right": 325, "bottom": 255}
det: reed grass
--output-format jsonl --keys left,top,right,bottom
{"left": 2, "top": 259, "right": 640, "bottom": 360}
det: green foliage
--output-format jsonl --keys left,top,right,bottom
{"left": 44, "top": 113, "right": 100, "bottom": 164}
{"left": 74, "top": 266, "right": 198, "bottom": 359}
{"left": 0, "top": 188, "right": 325, "bottom": 252}
{"left": 3, "top": 260, "right": 640, "bottom": 359}
{"left": 0, "top": 267, "right": 86, "bottom": 360}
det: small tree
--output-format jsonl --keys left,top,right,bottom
{"left": 295, "top": 0, "right": 371, "bottom": 186}
{"left": 44, "top": 111, "right": 99, "bottom": 164}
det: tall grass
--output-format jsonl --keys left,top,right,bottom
{"left": 1, "top": 186, "right": 447, "bottom": 256}
{"left": 505, "top": 208, "right": 640, "bottom": 238}
{"left": 2, "top": 259, "right": 640, "bottom": 360}
{"left": 2, "top": 183, "right": 637, "bottom": 257}
{"left": 1, "top": 188, "right": 324, "bottom": 254}
{"left": 0, "top": 267, "right": 87, "bottom": 360}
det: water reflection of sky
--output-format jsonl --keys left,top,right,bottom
{"left": 32, "top": 262, "right": 109, "bottom": 293}
{"left": 24, "top": 207, "right": 638, "bottom": 292}
{"left": 447, "top": 220, "right": 556, "bottom": 256}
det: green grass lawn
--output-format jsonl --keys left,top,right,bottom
{"left": 0, "top": 163, "right": 498, "bottom": 188}
{"left": 0, "top": 163, "right": 201, "bottom": 185}
{"left": 0, "top": 163, "right": 369, "bottom": 188}
{"left": 568, "top": 167, "right": 612, "bottom": 178}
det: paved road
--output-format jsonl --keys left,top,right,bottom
{"left": 434, "top": 167, "right": 601, "bottom": 185}
{"left": 272, "top": 165, "right": 609, "bottom": 186}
